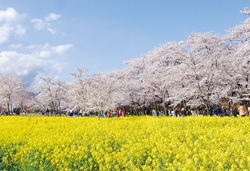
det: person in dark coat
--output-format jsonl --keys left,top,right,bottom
{"left": 213, "top": 108, "right": 218, "bottom": 116}
{"left": 146, "top": 107, "right": 151, "bottom": 116}
{"left": 217, "top": 106, "right": 222, "bottom": 116}
{"left": 232, "top": 108, "right": 237, "bottom": 117}
{"left": 203, "top": 109, "right": 207, "bottom": 116}
{"left": 222, "top": 106, "right": 227, "bottom": 117}
{"left": 181, "top": 108, "right": 187, "bottom": 116}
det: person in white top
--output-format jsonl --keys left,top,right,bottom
{"left": 171, "top": 110, "right": 175, "bottom": 117}
{"left": 152, "top": 110, "right": 157, "bottom": 116}
{"left": 238, "top": 103, "right": 246, "bottom": 117}
{"left": 79, "top": 109, "right": 83, "bottom": 117}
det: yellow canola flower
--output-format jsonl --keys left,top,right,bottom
{"left": 0, "top": 116, "right": 250, "bottom": 170}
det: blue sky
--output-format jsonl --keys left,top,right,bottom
{"left": 0, "top": 0, "right": 249, "bottom": 85}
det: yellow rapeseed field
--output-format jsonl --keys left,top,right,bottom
{"left": 0, "top": 116, "right": 250, "bottom": 170}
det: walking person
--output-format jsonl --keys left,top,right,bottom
{"left": 222, "top": 106, "right": 227, "bottom": 117}
{"left": 203, "top": 108, "right": 207, "bottom": 116}
{"left": 213, "top": 108, "right": 218, "bottom": 116}
{"left": 79, "top": 109, "right": 83, "bottom": 117}
{"left": 248, "top": 106, "right": 250, "bottom": 116}
{"left": 167, "top": 108, "right": 171, "bottom": 116}
{"left": 181, "top": 108, "right": 184, "bottom": 116}
{"left": 238, "top": 103, "right": 246, "bottom": 117}
{"left": 198, "top": 110, "right": 201, "bottom": 116}
{"left": 182, "top": 108, "right": 187, "bottom": 117}
{"left": 171, "top": 109, "right": 175, "bottom": 117}
{"left": 70, "top": 109, "right": 73, "bottom": 117}
{"left": 217, "top": 106, "right": 222, "bottom": 116}
{"left": 191, "top": 110, "right": 196, "bottom": 116}
{"left": 152, "top": 109, "right": 157, "bottom": 116}
{"left": 232, "top": 108, "right": 237, "bottom": 117}
{"left": 146, "top": 107, "right": 151, "bottom": 116}
{"left": 46, "top": 108, "right": 49, "bottom": 116}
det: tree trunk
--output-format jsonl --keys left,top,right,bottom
{"left": 183, "top": 100, "right": 186, "bottom": 110}
{"left": 163, "top": 103, "right": 167, "bottom": 116}
{"left": 204, "top": 104, "right": 212, "bottom": 116}
{"left": 7, "top": 103, "right": 9, "bottom": 115}
{"left": 59, "top": 100, "right": 61, "bottom": 116}
{"left": 51, "top": 102, "right": 55, "bottom": 116}
{"left": 11, "top": 103, "right": 13, "bottom": 115}
{"left": 98, "top": 111, "right": 100, "bottom": 120}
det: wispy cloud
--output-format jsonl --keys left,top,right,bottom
{"left": 39, "top": 50, "right": 51, "bottom": 58}
{"left": 45, "top": 13, "right": 61, "bottom": 21}
{"left": 9, "top": 44, "right": 22, "bottom": 49}
{"left": 0, "top": 8, "right": 27, "bottom": 43}
{"left": 0, "top": 43, "right": 73, "bottom": 82}
{"left": 52, "top": 44, "right": 73, "bottom": 54}
{"left": 31, "top": 13, "right": 61, "bottom": 35}
{"left": 14, "top": 25, "right": 27, "bottom": 36}
{"left": 47, "top": 27, "right": 56, "bottom": 35}
{"left": 31, "top": 19, "right": 45, "bottom": 30}
{"left": 0, "top": 24, "right": 14, "bottom": 43}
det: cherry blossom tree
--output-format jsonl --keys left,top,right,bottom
{"left": 123, "top": 58, "right": 151, "bottom": 114}
{"left": 18, "top": 88, "right": 38, "bottom": 112}
{"left": 224, "top": 7, "right": 250, "bottom": 105}
{"left": 241, "top": 7, "right": 250, "bottom": 15}
{"left": 0, "top": 7, "right": 249, "bottom": 116}
{"left": 34, "top": 75, "right": 69, "bottom": 114}
{"left": 69, "top": 66, "right": 90, "bottom": 115}
{"left": 142, "top": 42, "right": 187, "bottom": 115}
{"left": 0, "top": 74, "right": 27, "bottom": 115}
{"left": 170, "top": 32, "right": 233, "bottom": 114}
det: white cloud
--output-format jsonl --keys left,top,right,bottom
{"left": 52, "top": 44, "right": 73, "bottom": 54}
{"left": 0, "top": 50, "right": 62, "bottom": 78}
{"left": 0, "top": 42, "right": 73, "bottom": 83}
{"left": 42, "top": 43, "right": 50, "bottom": 50}
{"left": 0, "top": 51, "right": 30, "bottom": 75}
{"left": 31, "top": 19, "right": 45, "bottom": 30}
{"left": 40, "top": 51, "right": 51, "bottom": 57}
{"left": 47, "top": 27, "right": 56, "bottom": 35}
{"left": 31, "top": 14, "right": 58, "bottom": 34}
{"left": 14, "top": 25, "right": 26, "bottom": 36}
{"left": 40, "top": 43, "right": 73, "bottom": 54}
{"left": 9, "top": 44, "right": 22, "bottom": 49}
{"left": 0, "top": 8, "right": 27, "bottom": 44}
{"left": 26, "top": 45, "right": 35, "bottom": 49}
{"left": 0, "top": 8, "right": 27, "bottom": 23}
{"left": 52, "top": 63, "right": 64, "bottom": 73}
{"left": 0, "top": 24, "right": 14, "bottom": 43}
{"left": 45, "top": 13, "right": 61, "bottom": 21}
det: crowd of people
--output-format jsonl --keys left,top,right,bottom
{"left": 2, "top": 103, "right": 250, "bottom": 118}
{"left": 133, "top": 103, "right": 250, "bottom": 117}
{"left": 162, "top": 104, "right": 249, "bottom": 117}
{"left": 211, "top": 104, "right": 250, "bottom": 117}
